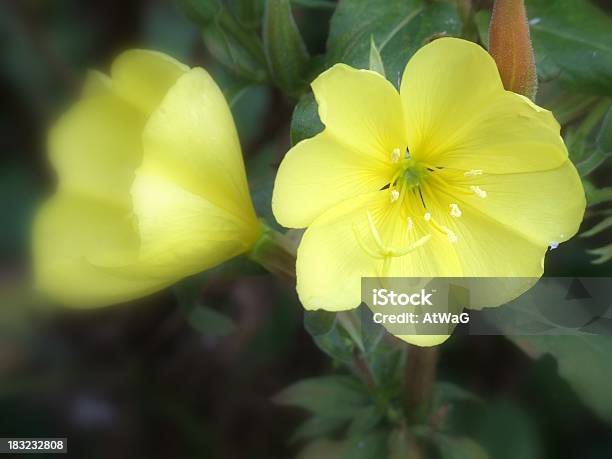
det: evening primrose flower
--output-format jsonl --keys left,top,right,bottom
{"left": 272, "top": 38, "right": 585, "bottom": 344}
{"left": 34, "top": 50, "right": 260, "bottom": 307}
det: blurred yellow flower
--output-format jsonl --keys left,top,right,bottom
{"left": 272, "top": 38, "right": 585, "bottom": 346}
{"left": 34, "top": 50, "right": 261, "bottom": 307}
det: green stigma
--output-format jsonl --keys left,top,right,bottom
{"left": 401, "top": 160, "right": 429, "bottom": 189}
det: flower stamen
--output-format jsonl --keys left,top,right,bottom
{"left": 353, "top": 212, "right": 432, "bottom": 261}
{"left": 470, "top": 185, "right": 488, "bottom": 198}
{"left": 449, "top": 203, "right": 462, "bottom": 218}
{"left": 423, "top": 212, "right": 459, "bottom": 243}
{"left": 390, "top": 148, "right": 401, "bottom": 163}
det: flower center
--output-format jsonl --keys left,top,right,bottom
{"left": 401, "top": 159, "right": 429, "bottom": 189}
{"left": 354, "top": 147, "right": 491, "bottom": 272}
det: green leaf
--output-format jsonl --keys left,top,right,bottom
{"left": 388, "top": 426, "right": 421, "bottom": 459}
{"left": 583, "top": 180, "right": 612, "bottom": 206}
{"left": 566, "top": 102, "right": 612, "bottom": 176}
{"left": 273, "top": 375, "right": 370, "bottom": 418}
{"left": 290, "top": 92, "right": 324, "bottom": 145}
{"left": 431, "top": 434, "right": 489, "bottom": 459}
{"left": 431, "top": 382, "right": 481, "bottom": 412}
{"left": 587, "top": 243, "right": 612, "bottom": 265}
{"left": 174, "top": 274, "right": 237, "bottom": 336}
{"left": 526, "top": 0, "right": 612, "bottom": 95}
{"left": 581, "top": 215, "right": 612, "bottom": 238}
{"left": 368, "top": 36, "right": 385, "bottom": 77}
{"left": 291, "top": 0, "right": 336, "bottom": 9}
{"left": 346, "top": 405, "right": 383, "bottom": 436}
{"left": 597, "top": 106, "right": 612, "bottom": 153}
{"left": 175, "top": 0, "right": 221, "bottom": 25}
{"left": 203, "top": 23, "right": 267, "bottom": 81}
{"left": 291, "top": 416, "right": 347, "bottom": 443}
{"left": 263, "top": 0, "right": 310, "bottom": 95}
{"left": 304, "top": 310, "right": 337, "bottom": 336}
{"left": 297, "top": 439, "right": 346, "bottom": 459}
{"left": 472, "top": 400, "right": 542, "bottom": 459}
{"left": 304, "top": 311, "right": 356, "bottom": 363}
{"left": 474, "top": 10, "right": 490, "bottom": 49}
{"left": 342, "top": 431, "right": 389, "bottom": 459}
{"left": 327, "top": 0, "right": 462, "bottom": 86}
{"left": 358, "top": 305, "right": 386, "bottom": 355}
{"left": 183, "top": 304, "right": 236, "bottom": 336}
{"left": 509, "top": 336, "right": 612, "bottom": 424}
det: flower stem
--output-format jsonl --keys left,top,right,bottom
{"left": 405, "top": 345, "right": 439, "bottom": 421}
{"left": 248, "top": 222, "right": 297, "bottom": 283}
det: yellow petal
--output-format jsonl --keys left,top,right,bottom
{"left": 419, "top": 184, "right": 546, "bottom": 278}
{"left": 400, "top": 38, "right": 566, "bottom": 173}
{"left": 81, "top": 70, "right": 112, "bottom": 97}
{"left": 33, "top": 194, "right": 170, "bottom": 307}
{"left": 49, "top": 94, "right": 145, "bottom": 207}
{"left": 272, "top": 131, "right": 392, "bottom": 228}
{"left": 444, "top": 161, "right": 585, "bottom": 247}
{"left": 131, "top": 173, "right": 260, "bottom": 279}
{"left": 111, "top": 49, "right": 188, "bottom": 115}
{"left": 312, "top": 63, "right": 406, "bottom": 162}
{"left": 140, "top": 67, "right": 256, "bottom": 223}
{"left": 296, "top": 192, "right": 384, "bottom": 311}
{"left": 296, "top": 191, "right": 461, "bottom": 311}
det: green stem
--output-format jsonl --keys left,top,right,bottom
{"left": 337, "top": 311, "right": 364, "bottom": 353}
{"left": 248, "top": 222, "right": 297, "bottom": 283}
{"left": 219, "top": 10, "right": 268, "bottom": 68}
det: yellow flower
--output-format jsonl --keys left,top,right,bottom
{"left": 34, "top": 50, "right": 260, "bottom": 307}
{"left": 272, "top": 38, "right": 585, "bottom": 345}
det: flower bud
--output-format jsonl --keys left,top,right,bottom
{"left": 488, "top": 0, "right": 538, "bottom": 100}
{"left": 263, "top": 0, "right": 310, "bottom": 96}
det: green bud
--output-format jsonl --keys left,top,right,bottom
{"left": 175, "top": 0, "right": 221, "bottom": 25}
{"left": 263, "top": 0, "right": 310, "bottom": 96}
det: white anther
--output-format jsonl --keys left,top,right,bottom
{"left": 391, "top": 148, "right": 401, "bottom": 163}
{"left": 407, "top": 217, "right": 414, "bottom": 231}
{"left": 445, "top": 228, "right": 458, "bottom": 243}
{"left": 390, "top": 189, "right": 400, "bottom": 202}
{"left": 464, "top": 169, "right": 483, "bottom": 177}
{"left": 549, "top": 241, "right": 559, "bottom": 250}
{"left": 449, "top": 203, "right": 462, "bottom": 218}
{"left": 470, "top": 185, "right": 487, "bottom": 198}
{"left": 424, "top": 212, "right": 432, "bottom": 221}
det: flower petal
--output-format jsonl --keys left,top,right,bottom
{"left": 400, "top": 38, "right": 566, "bottom": 173}
{"left": 140, "top": 67, "right": 256, "bottom": 224}
{"left": 296, "top": 191, "right": 461, "bottom": 311}
{"left": 312, "top": 63, "right": 406, "bottom": 162}
{"left": 420, "top": 184, "right": 546, "bottom": 278}
{"left": 49, "top": 94, "right": 145, "bottom": 207}
{"left": 272, "top": 131, "right": 392, "bottom": 228}
{"left": 131, "top": 173, "right": 260, "bottom": 279}
{"left": 434, "top": 161, "right": 585, "bottom": 248}
{"left": 33, "top": 194, "right": 170, "bottom": 307}
{"left": 111, "top": 49, "right": 188, "bottom": 115}
{"left": 297, "top": 192, "right": 383, "bottom": 311}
